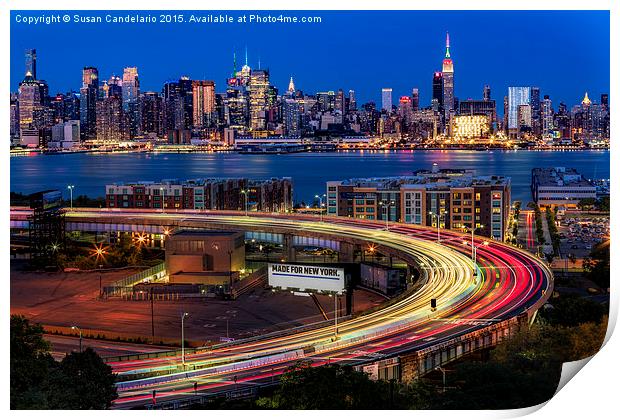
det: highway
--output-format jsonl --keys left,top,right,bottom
{"left": 10, "top": 208, "right": 553, "bottom": 408}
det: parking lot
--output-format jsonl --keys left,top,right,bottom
{"left": 556, "top": 214, "right": 609, "bottom": 260}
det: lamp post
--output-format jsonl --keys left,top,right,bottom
{"left": 98, "top": 264, "right": 103, "bottom": 298}
{"left": 67, "top": 185, "right": 75, "bottom": 210}
{"left": 181, "top": 312, "right": 189, "bottom": 366}
{"left": 379, "top": 200, "right": 395, "bottom": 230}
{"left": 333, "top": 290, "right": 342, "bottom": 339}
{"left": 71, "top": 326, "right": 82, "bottom": 352}
{"left": 150, "top": 287, "right": 155, "bottom": 342}
{"left": 241, "top": 189, "right": 249, "bottom": 216}
{"left": 429, "top": 211, "right": 447, "bottom": 242}
{"left": 315, "top": 194, "right": 326, "bottom": 222}
{"left": 463, "top": 225, "right": 484, "bottom": 261}
{"left": 463, "top": 239, "right": 489, "bottom": 278}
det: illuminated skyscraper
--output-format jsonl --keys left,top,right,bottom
{"left": 96, "top": 93, "right": 123, "bottom": 143}
{"left": 335, "top": 89, "right": 345, "bottom": 114}
{"left": 348, "top": 90, "right": 356, "bottom": 111}
{"left": 432, "top": 72, "right": 443, "bottom": 112}
{"left": 10, "top": 93, "right": 20, "bottom": 143}
{"left": 249, "top": 69, "right": 270, "bottom": 131}
{"left": 192, "top": 80, "right": 216, "bottom": 130}
{"left": 411, "top": 88, "right": 420, "bottom": 111}
{"left": 80, "top": 66, "right": 99, "bottom": 140}
{"left": 140, "top": 91, "right": 163, "bottom": 136}
{"left": 288, "top": 76, "right": 295, "bottom": 94}
{"left": 18, "top": 72, "right": 44, "bottom": 133}
{"left": 442, "top": 33, "right": 454, "bottom": 125}
{"left": 541, "top": 95, "right": 554, "bottom": 139}
{"left": 530, "top": 86, "right": 541, "bottom": 135}
{"left": 122, "top": 67, "right": 140, "bottom": 138}
{"left": 381, "top": 88, "right": 393, "bottom": 112}
{"left": 25, "top": 49, "right": 37, "bottom": 80}
{"left": 483, "top": 85, "right": 491, "bottom": 101}
{"left": 507, "top": 86, "right": 531, "bottom": 137}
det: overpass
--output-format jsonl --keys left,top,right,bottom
{"left": 10, "top": 207, "right": 553, "bottom": 408}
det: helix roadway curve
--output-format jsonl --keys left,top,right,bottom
{"left": 11, "top": 209, "right": 552, "bottom": 408}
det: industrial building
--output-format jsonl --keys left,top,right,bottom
{"left": 165, "top": 230, "right": 245, "bottom": 293}
{"left": 531, "top": 167, "right": 597, "bottom": 208}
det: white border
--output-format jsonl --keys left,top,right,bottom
{"left": 2, "top": 1, "right": 617, "bottom": 419}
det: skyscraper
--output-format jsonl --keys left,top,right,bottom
{"left": 442, "top": 33, "right": 454, "bottom": 124}
{"left": 411, "top": 88, "right": 420, "bottom": 111}
{"left": 10, "top": 93, "right": 20, "bottom": 143}
{"left": 348, "top": 90, "right": 357, "bottom": 111}
{"left": 18, "top": 73, "right": 44, "bottom": 133}
{"left": 530, "top": 86, "right": 541, "bottom": 135}
{"left": 287, "top": 76, "right": 295, "bottom": 94}
{"left": 122, "top": 67, "right": 140, "bottom": 138}
{"left": 96, "top": 93, "right": 123, "bottom": 143}
{"left": 507, "top": 86, "right": 531, "bottom": 137}
{"left": 335, "top": 89, "right": 345, "bottom": 114}
{"left": 541, "top": 95, "right": 554, "bottom": 139}
{"left": 249, "top": 69, "right": 270, "bottom": 131}
{"left": 283, "top": 95, "right": 301, "bottom": 137}
{"left": 192, "top": 80, "right": 216, "bottom": 130}
{"left": 25, "top": 49, "right": 37, "bottom": 80}
{"left": 483, "top": 85, "right": 491, "bottom": 101}
{"left": 140, "top": 91, "right": 163, "bottom": 137}
{"left": 80, "top": 67, "right": 99, "bottom": 140}
{"left": 432, "top": 72, "right": 443, "bottom": 112}
{"left": 381, "top": 88, "right": 393, "bottom": 113}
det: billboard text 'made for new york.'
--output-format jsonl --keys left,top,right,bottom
{"left": 268, "top": 263, "right": 344, "bottom": 293}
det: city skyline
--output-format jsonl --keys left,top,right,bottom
{"left": 10, "top": 10, "right": 610, "bottom": 108}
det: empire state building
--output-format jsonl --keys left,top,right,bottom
{"left": 442, "top": 32, "right": 455, "bottom": 127}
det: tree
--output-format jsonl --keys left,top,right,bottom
{"left": 431, "top": 361, "right": 557, "bottom": 409}
{"left": 48, "top": 348, "right": 118, "bottom": 409}
{"left": 11, "top": 315, "right": 118, "bottom": 409}
{"left": 577, "top": 198, "right": 596, "bottom": 210}
{"left": 583, "top": 242, "right": 610, "bottom": 289}
{"left": 256, "top": 362, "right": 393, "bottom": 409}
{"left": 541, "top": 295, "right": 607, "bottom": 327}
{"left": 10, "top": 315, "right": 55, "bottom": 409}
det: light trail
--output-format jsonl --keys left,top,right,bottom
{"left": 10, "top": 208, "right": 552, "bottom": 408}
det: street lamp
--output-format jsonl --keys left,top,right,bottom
{"left": 463, "top": 225, "right": 484, "bottom": 261}
{"left": 315, "top": 194, "right": 326, "bottom": 222}
{"left": 241, "top": 189, "right": 249, "bottom": 216}
{"left": 429, "top": 210, "right": 447, "bottom": 242}
{"left": 333, "top": 290, "right": 343, "bottom": 339}
{"left": 379, "top": 200, "right": 395, "bottom": 230}
{"left": 462, "top": 239, "right": 489, "bottom": 278}
{"left": 67, "top": 185, "right": 75, "bottom": 210}
{"left": 181, "top": 312, "right": 189, "bottom": 366}
{"left": 71, "top": 326, "right": 82, "bottom": 352}
{"left": 98, "top": 264, "right": 103, "bottom": 298}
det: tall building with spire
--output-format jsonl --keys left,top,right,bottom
{"left": 442, "top": 32, "right": 454, "bottom": 127}
{"left": 287, "top": 76, "right": 295, "bottom": 94}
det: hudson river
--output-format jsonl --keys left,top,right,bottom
{"left": 10, "top": 150, "right": 610, "bottom": 204}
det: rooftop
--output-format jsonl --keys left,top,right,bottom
{"left": 533, "top": 167, "right": 594, "bottom": 188}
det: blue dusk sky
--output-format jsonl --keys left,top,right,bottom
{"left": 10, "top": 10, "right": 610, "bottom": 110}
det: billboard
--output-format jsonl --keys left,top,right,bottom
{"left": 29, "top": 190, "right": 63, "bottom": 211}
{"left": 268, "top": 263, "right": 344, "bottom": 293}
